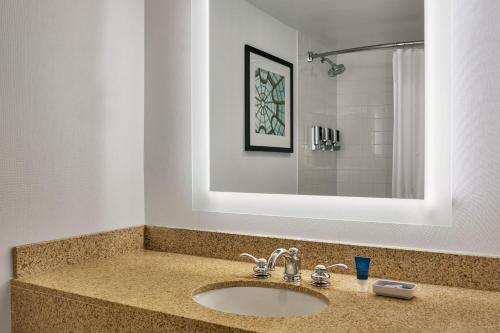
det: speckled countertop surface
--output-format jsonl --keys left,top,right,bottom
{"left": 12, "top": 250, "right": 500, "bottom": 332}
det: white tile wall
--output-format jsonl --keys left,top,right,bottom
{"left": 336, "top": 50, "right": 394, "bottom": 198}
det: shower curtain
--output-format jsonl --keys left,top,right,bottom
{"left": 392, "top": 48, "right": 425, "bottom": 199}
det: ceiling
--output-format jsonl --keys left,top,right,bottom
{"left": 245, "top": 0, "right": 424, "bottom": 50}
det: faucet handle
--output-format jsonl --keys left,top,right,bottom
{"left": 310, "top": 263, "right": 348, "bottom": 287}
{"left": 240, "top": 253, "right": 271, "bottom": 279}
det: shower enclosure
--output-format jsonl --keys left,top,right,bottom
{"left": 298, "top": 38, "right": 425, "bottom": 199}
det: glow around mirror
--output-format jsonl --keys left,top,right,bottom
{"left": 192, "top": 0, "right": 451, "bottom": 226}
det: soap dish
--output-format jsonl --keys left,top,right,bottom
{"left": 372, "top": 279, "right": 417, "bottom": 300}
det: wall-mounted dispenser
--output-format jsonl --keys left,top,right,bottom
{"left": 311, "top": 126, "right": 340, "bottom": 151}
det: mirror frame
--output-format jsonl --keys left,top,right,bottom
{"left": 192, "top": 0, "right": 451, "bottom": 226}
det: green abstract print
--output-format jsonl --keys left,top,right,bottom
{"left": 254, "top": 68, "right": 285, "bottom": 136}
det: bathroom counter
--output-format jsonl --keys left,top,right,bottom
{"left": 11, "top": 250, "right": 500, "bottom": 332}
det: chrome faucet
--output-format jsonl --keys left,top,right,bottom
{"left": 267, "top": 247, "right": 301, "bottom": 282}
{"left": 240, "top": 247, "right": 302, "bottom": 282}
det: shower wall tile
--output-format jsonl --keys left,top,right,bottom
{"left": 372, "top": 132, "right": 393, "bottom": 145}
{"left": 336, "top": 49, "right": 394, "bottom": 198}
{"left": 372, "top": 119, "right": 393, "bottom": 131}
{"left": 297, "top": 40, "right": 395, "bottom": 198}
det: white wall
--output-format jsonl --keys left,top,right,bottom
{"left": 145, "top": 0, "right": 500, "bottom": 258}
{"left": 0, "top": 0, "right": 145, "bottom": 330}
{"left": 297, "top": 33, "right": 338, "bottom": 196}
{"left": 336, "top": 50, "right": 394, "bottom": 198}
{"left": 209, "top": 0, "right": 298, "bottom": 195}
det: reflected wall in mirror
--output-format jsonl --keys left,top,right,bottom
{"left": 210, "top": 0, "right": 425, "bottom": 199}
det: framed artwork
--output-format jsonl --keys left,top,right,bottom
{"left": 245, "top": 45, "right": 293, "bottom": 153}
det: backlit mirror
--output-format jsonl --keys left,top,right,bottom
{"left": 210, "top": 0, "right": 425, "bottom": 199}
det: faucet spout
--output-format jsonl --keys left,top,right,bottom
{"left": 267, "top": 248, "right": 289, "bottom": 270}
{"left": 267, "top": 247, "right": 301, "bottom": 282}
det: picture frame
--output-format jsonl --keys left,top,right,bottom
{"left": 245, "top": 45, "right": 293, "bottom": 153}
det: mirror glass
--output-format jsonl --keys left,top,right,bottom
{"left": 209, "top": 0, "right": 425, "bottom": 199}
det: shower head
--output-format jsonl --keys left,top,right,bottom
{"left": 328, "top": 64, "right": 346, "bottom": 77}
{"left": 320, "top": 56, "right": 346, "bottom": 77}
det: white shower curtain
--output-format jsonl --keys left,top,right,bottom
{"left": 392, "top": 48, "right": 425, "bottom": 199}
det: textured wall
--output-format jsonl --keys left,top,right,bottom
{"left": 145, "top": 0, "right": 500, "bottom": 257}
{"left": 145, "top": 0, "right": 192, "bottom": 227}
{"left": 0, "top": 0, "right": 145, "bottom": 330}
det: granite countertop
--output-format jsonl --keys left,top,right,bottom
{"left": 12, "top": 250, "right": 500, "bottom": 332}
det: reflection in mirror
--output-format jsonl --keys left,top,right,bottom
{"left": 210, "top": 0, "right": 425, "bottom": 199}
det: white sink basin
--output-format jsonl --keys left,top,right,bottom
{"left": 193, "top": 286, "right": 329, "bottom": 317}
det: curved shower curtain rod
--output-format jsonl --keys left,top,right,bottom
{"left": 306, "top": 40, "right": 424, "bottom": 62}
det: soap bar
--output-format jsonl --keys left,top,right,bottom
{"left": 372, "top": 279, "right": 417, "bottom": 299}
